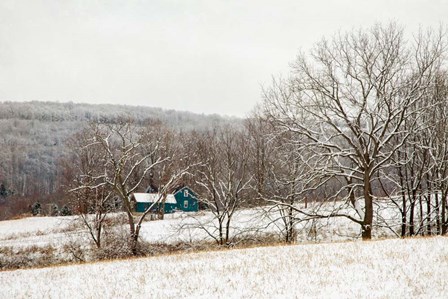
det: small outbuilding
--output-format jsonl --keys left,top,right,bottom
{"left": 132, "top": 186, "right": 199, "bottom": 214}
{"left": 173, "top": 186, "right": 198, "bottom": 212}
{"left": 133, "top": 193, "right": 178, "bottom": 214}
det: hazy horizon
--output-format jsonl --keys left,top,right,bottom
{"left": 1, "top": 0, "right": 447, "bottom": 117}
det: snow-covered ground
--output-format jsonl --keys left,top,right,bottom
{"left": 0, "top": 216, "right": 75, "bottom": 238}
{"left": 1, "top": 236, "right": 447, "bottom": 298}
{"left": 0, "top": 208, "right": 374, "bottom": 250}
{"left": 0, "top": 202, "right": 399, "bottom": 251}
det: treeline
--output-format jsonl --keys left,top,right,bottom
{"left": 0, "top": 101, "right": 238, "bottom": 220}
{"left": 0, "top": 101, "right": 232, "bottom": 126}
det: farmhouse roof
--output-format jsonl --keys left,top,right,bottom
{"left": 133, "top": 193, "right": 177, "bottom": 204}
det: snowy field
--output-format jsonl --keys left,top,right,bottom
{"left": 0, "top": 216, "right": 77, "bottom": 248}
{"left": 0, "top": 203, "right": 397, "bottom": 250}
{"left": 0, "top": 203, "right": 401, "bottom": 271}
{"left": 1, "top": 236, "right": 447, "bottom": 298}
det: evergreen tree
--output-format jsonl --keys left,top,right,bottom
{"left": 0, "top": 183, "right": 7, "bottom": 197}
{"left": 60, "top": 205, "right": 72, "bottom": 216}
{"left": 31, "top": 202, "right": 41, "bottom": 216}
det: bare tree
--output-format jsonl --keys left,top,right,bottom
{"left": 192, "top": 126, "right": 253, "bottom": 245}
{"left": 245, "top": 112, "right": 274, "bottom": 201}
{"left": 429, "top": 72, "right": 448, "bottom": 234}
{"left": 375, "top": 69, "right": 448, "bottom": 237}
{"left": 71, "top": 119, "right": 192, "bottom": 254}
{"left": 262, "top": 24, "right": 446, "bottom": 240}
{"left": 65, "top": 130, "right": 114, "bottom": 248}
{"left": 263, "top": 132, "right": 311, "bottom": 243}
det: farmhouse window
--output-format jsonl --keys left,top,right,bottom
{"left": 184, "top": 200, "right": 188, "bottom": 208}
{"left": 184, "top": 189, "right": 189, "bottom": 197}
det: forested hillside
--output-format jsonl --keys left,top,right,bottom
{"left": 0, "top": 101, "right": 237, "bottom": 219}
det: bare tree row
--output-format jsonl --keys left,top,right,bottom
{"left": 260, "top": 23, "right": 448, "bottom": 240}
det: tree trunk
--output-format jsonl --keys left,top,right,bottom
{"left": 409, "top": 191, "right": 416, "bottom": 236}
{"left": 218, "top": 219, "right": 224, "bottom": 245}
{"left": 287, "top": 205, "right": 295, "bottom": 243}
{"left": 418, "top": 193, "right": 424, "bottom": 236}
{"left": 125, "top": 211, "right": 138, "bottom": 255}
{"left": 95, "top": 216, "right": 102, "bottom": 248}
{"left": 442, "top": 190, "right": 447, "bottom": 235}
{"left": 225, "top": 216, "right": 231, "bottom": 245}
{"left": 397, "top": 151, "right": 407, "bottom": 237}
{"left": 435, "top": 192, "right": 441, "bottom": 235}
{"left": 426, "top": 194, "right": 432, "bottom": 236}
{"left": 362, "top": 173, "right": 373, "bottom": 240}
{"left": 159, "top": 193, "right": 167, "bottom": 220}
{"left": 130, "top": 234, "right": 139, "bottom": 256}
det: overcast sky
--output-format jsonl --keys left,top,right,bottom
{"left": 0, "top": 0, "right": 447, "bottom": 116}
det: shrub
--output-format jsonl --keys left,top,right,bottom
{"left": 31, "top": 202, "right": 41, "bottom": 216}
{"left": 60, "top": 205, "right": 72, "bottom": 216}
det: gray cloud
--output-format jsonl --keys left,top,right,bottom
{"left": 0, "top": 0, "right": 446, "bottom": 116}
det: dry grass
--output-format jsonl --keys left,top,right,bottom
{"left": 0, "top": 244, "right": 58, "bottom": 271}
{"left": 8, "top": 213, "right": 34, "bottom": 220}
{"left": 2, "top": 236, "right": 447, "bottom": 298}
{"left": 0, "top": 231, "right": 287, "bottom": 271}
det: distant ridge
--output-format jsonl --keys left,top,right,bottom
{"left": 0, "top": 101, "right": 239, "bottom": 130}
{"left": 0, "top": 101, "right": 240, "bottom": 210}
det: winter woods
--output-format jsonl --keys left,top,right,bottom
{"left": 1, "top": 23, "right": 448, "bottom": 250}
{"left": 261, "top": 23, "right": 448, "bottom": 239}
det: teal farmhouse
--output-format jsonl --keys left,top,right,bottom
{"left": 133, "top": 186, "right": 199, "bottom": 214}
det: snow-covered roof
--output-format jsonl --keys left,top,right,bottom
{"left": 133, "top": 193, "right": 177, "bottom": 204}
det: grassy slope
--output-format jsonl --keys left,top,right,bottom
{"left": 1, "top": 236, "right": 447, "bottom": 298}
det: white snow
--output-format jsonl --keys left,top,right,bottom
{"left": 0, "top": 216, "right": 76, "bottom": 242}
{"left": 1, "top": 202, "right": 446, "bottom": 297}
{"left": 133, "top": 193, "right": 177, "bottom": 204}
{"left": 0, "top": 203, "right": 398, "bottom": 249}
{"left": 1, "top": 236, "right": 447, "bottom": 298}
